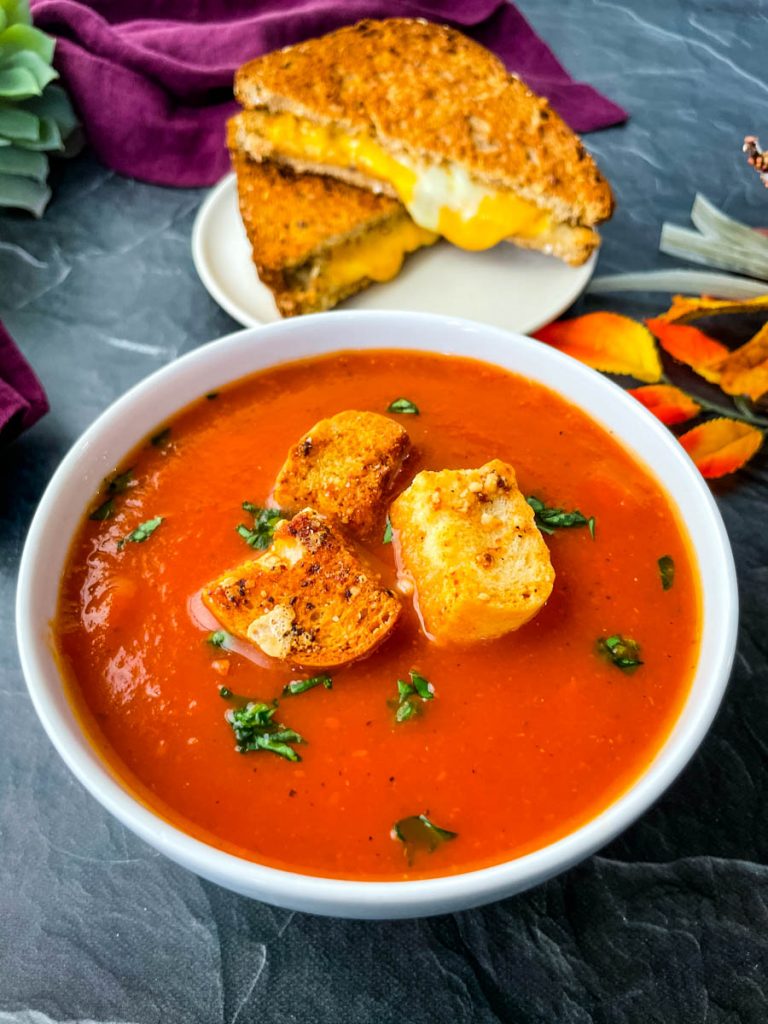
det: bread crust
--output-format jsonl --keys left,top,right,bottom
{"left": 230, "top": 137, "right": 410, "bottom": 315}
{"left": 390, "top": 459, "right": 555, "bottom": 643}
{"left": 230, "top": 136, "right": 434, "bottom": 314}
{"left": 273, "top": 410, "right": 411, "bottom": 538}
{"left": 234, "top": 18, "right": 613, "bottom": 228}
{"left": 202, "top": 508, "right": 401, "bottom": 667}
{"left": 508, "top": 222, "right": 601, "bottom": 266}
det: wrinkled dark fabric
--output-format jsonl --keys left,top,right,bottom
{"left": 0, "top": 322, "right": 48, "bottom": 445}
{"left": 30, "top": 0, "right": 627, "bottom": 187}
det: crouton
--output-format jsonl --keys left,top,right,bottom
{"left": 272, "top": 410, "right": 411, "bottom": 538}
{"left": 389, "top": 459, "right": 554, "bottom": 643}
{"left": 201, "top": 507, "right": 401, "bottom": 667}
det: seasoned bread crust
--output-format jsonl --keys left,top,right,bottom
{"left": 202, "top": 508, "right": 401, "bottom": 668}
{"left": 233, "top": 129, "right": 598, "bottom": 266}
{"left": 234, "top": 18, "right": 613, "bottom": 227}
{"left": 508, "top": 222, "right": 601, "bottom": 266}
{"left": 230, "top": 140, "right": 414, "bottom": 316}
{"left": 230, "top": 122, "right": 403, "bottom": 269}
{"left": 232, "top": 120, "right": 400, "bottom": 199}
{"left": 273, "top": 410, "right": 411, "bottom": 538}
{"left": 390, "top": 459, "right": 555, "bottom": 643}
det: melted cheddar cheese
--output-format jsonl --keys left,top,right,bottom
{"left": 314, "top": 219, "right": 437, "bottom": 293}
{"left": 247, "top": 112, "right": 552, "bottom": 251}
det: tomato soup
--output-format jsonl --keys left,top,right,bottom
{"left": 54, "top": 350, "right": 700, "bottom": 880}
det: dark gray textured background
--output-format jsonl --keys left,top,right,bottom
{"left": 2, "top": 1, "right": 768, "bottom": 1021}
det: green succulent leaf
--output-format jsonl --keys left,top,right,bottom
{"left": 0, "top": 3, "right": 79, "bottom": 214}
{"left": 0, "top": 65, "right": 39, "bottom": 99}
{"left": 0, "top": 22, "right": 55, "bottom": 63}
{"left": 0, "top": 144, "right": 46, "bottom": 178}
{"left": 0, "top": 170, "right": 49, "bottom": 215}
{"left": 0, "top": 50, "right": 58, "bottom": 94}
{"left": 22, "top": 85, "right": 77, "bottom": 138}
{"left": 0, "top": 0, "right": 32, "bottom": 28}
{"left": 0, "top": 105, "right": 39, "bottom": 141}
{"left": 12, "top": 113, "right": 62, "bottom": 151}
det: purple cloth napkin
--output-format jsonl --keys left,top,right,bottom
{"left": 0, "top": 322, "right": 48, "bottom": 445}
{"left": 30, "top": 0, "right": 627, "bottom": 188}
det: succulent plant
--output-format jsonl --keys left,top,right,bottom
{"left": 0, "top": 0, "right": 78, "bottom": 216}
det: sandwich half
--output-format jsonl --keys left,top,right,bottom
{"left": 230, "top": 139, "right": 437, "bottom": 317}
{"left": 231, "top": 18, "right": 614, "bottom": 266}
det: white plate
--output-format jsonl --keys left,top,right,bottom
{"left": 192, "top": 173, "right": 596, "bottom": 333}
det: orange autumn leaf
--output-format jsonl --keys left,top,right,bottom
{"left": 717, "top": 322, "right": 768, "bottom": 401}
{"left": 628, "top": 384, "right": 701, "bottom": 426}
{"left": 658, "top": 293, "right": 768, "bottom": 324}
{"left": 646, "top": 317, "right": 728, "bottom": 383}
{"left": 534, "top": 313, "right": 662, "bottom": 383}
{"left": 679, "top": 418, "right": 763, "bottom": 478}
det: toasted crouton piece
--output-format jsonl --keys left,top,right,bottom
{"left": 201, "top": 507, "right": 400, "bottom": 667}
{"left": 272, "top": 410, "right": 411, "bottom": 538}
{"left": 390, "top": 460, "right": 554, "bottom": 643}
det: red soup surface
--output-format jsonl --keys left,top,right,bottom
{"left": 54, "top": 350, "right": 701, "bottom": 880}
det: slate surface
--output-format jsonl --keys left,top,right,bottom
{"left": 2, "top": 1, "right": 768, "bottom": 1021}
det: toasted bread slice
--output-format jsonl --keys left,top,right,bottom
{"left": 202, "top": 508, "right": 400, "bottom": 667}
{"left": 273, "top": 410, "right": 411, "bottom": 538}
{"left": 390, "top": 459, "right": 555, "bottom": 643}
{"left": 232, "top": 19, "right": 613, "bottom": 264}
{"left": 230, "top": 140, "right": 436, "bottom": 315}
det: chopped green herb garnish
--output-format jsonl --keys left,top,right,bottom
{"left": 283, "top": 674, "right": 333, "bottom": 697}
{"left": 658, "top": 555, "right": 675, "bottom": 591}
{"left": 236, "top": 502, "right": 285, "bottom": 550}
{"left": 597, "top": 634, "right": 643, "bottom": 672}
{"left": 117, "top": 516, "right": 164, "bottom": 550}
{"left": 393, "top": 814, "right": 457, "bottom": 863}
{"left": 219, "top": 686, "right": 233, "bottom": 699}
{"left": 150, "top": 426, "right": 171, "bottom": 448}
{"left": 383, "top": 517, "right": 393, "bottom": 544}
{"left": 205, "top": 392, "right": 219, "bottom": 400}
{"left": 89, "top": 468, "right": 135, "bottom": 520}
{"left": 207, "top": 630, "right": 229, "bottom": 648}
{"left": 89, "top": 497, "right": 115, "bottom": 521}
{"left": 226, "top": 701, "right": 304, "bottom": 761}
{"left": 409, "top": 671, "right": 432, "bottom": 699}
{"left": 526, "top": 496, "right": 594, "bottom": 537}
{"left": 395, "top": 700, "right": 418, "bottom": 723}
{"left": 391, "top": 669, "right": 434, "bottom": 723}
{"left": 107, "top": 469, "right": 134, "bottom": 495}
{"left": 387, "top": 397, "right": 419, "bottom": 415}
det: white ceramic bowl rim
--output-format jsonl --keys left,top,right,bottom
{"left": 16, "top": 311, "right": 738, "bottom": 919}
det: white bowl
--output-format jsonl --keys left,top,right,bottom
{"left": 16, "top": 311, "right": 737, "bottom": 919}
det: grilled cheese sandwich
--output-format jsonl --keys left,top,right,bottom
{"left": 230, "top": 144, "right": 436, "bottom": 316}
{"left": 237, "top": 110, "right": 552, "bottom": 251}
{"left": 233, "top": 19, "right": 614, "bottom": 265}
{"left": 308, "top": 217, "right": 435, "bottom": 290}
